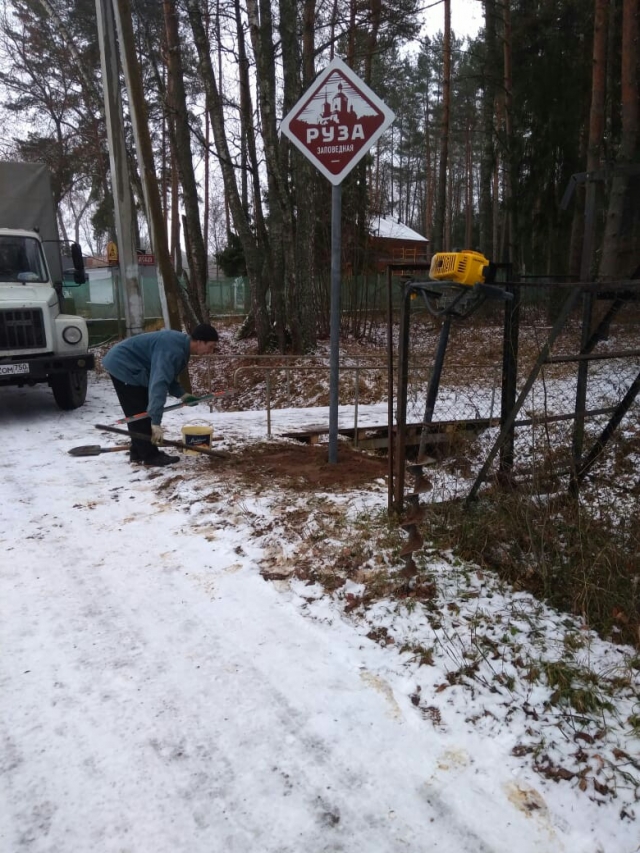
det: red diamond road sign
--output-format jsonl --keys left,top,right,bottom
{"left": 280, "top": 56, "right": 395, "bottom": 186}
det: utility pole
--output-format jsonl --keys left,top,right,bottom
{"left": 95, "top": 0, "right": 144, "bottom": 337}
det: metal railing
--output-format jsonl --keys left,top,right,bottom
{"left": 231, "top": 363, "right": 390, "bottom": 442}
{"left": 199, "top": 353, "right": 497, "bottom": 442}
{"left": 202, "top": 355, "right": 389, "bottom": 442}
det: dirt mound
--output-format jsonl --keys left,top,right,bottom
{"left": 220, "top": 441, "right": 388, "bottom": 491}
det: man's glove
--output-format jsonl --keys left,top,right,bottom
{"left": 181, "top": 394, "right": 200, "bottom": 406}
{"left": 151, "top": 424, "right": 164, "bottom": 445}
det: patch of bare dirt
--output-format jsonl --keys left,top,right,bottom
{"left": 216, "top": 441, "right": 388, "bottom": 492}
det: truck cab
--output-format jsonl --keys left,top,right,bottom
{"left": 0, "top": 164, "right": 94, "bottom": 409}
{"left": 0, "top": 227, "right": 94, "bottom": 409}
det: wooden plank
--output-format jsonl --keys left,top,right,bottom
{"left": 281, "top": 418, "right": 493, "bottom": 450}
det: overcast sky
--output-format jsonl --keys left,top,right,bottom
{"left": 420, "top": 0, "right": 484, "bottom": 40}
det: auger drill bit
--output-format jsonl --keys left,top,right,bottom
{"left": 399, "top": 523, "right": 424, "bottom": 557}
{"left": 408, "top": 463, "right": 432, "bottom": 494}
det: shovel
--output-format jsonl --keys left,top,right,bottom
{"left": 69, "top": 444, "right": 131, "bottom": 457}
{"left": 95, "top": 424, "right": 230, "bottom": 460}
{"left": 114, "top": 391, "right": 230, "bottom": 425}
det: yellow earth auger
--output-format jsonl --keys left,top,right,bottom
{"left": 395, "top": 251, "right": 513, "bottom": 568}
{"left": 422, "top": 250, "right": 505, "bottom": 316}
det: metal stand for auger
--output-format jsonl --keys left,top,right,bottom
{"left": 391, "top": 274, "right": 513, "bottom": 574}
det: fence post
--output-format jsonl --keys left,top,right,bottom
{"left": 387, "top": 265, "right": 395, "bottom": 514}
{"left": 393, "top": 282, "right": 413, "bottom": 511}
{"left": 266, "top": 369, "right": 272, "bottom": 438}
{"left": 499, "top": 280, "right": 521, "bottom": 472}
{"left": 353, "top": 367, "right": 360, "bottom": 449}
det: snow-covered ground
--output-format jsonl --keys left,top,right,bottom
{"left": 1, "top": 372, "right": 638, "bottom": 853}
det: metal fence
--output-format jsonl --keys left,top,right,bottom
{"left": 64, "top": 268, "right": 249, "bottom": 343}
{"left": 81, "top": 265, "right": 639, "bottom": 498}
{"left": 386, "top": 277, "right": 640, "bottom": 504}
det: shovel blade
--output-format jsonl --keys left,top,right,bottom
{"left": 68, "top": 444, "right": 130, "bottom": 457}
{"left": 69, "top": 445, "right": 103, "bottom": 456}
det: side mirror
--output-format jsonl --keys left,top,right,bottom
{"left": 71, "top": 242, "right": 86, "bottom": 284}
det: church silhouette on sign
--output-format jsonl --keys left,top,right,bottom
{"left": 319, "top": 83, "right": 357, "bottom": 126}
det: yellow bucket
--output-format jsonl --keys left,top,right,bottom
{"left": 181, "top": 423, "right": 213, "bottom": 456}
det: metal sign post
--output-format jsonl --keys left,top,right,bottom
{"left": 329, "top": 183, "right": 342, "bottom": 462}
{"left": 281, "top": 57, "right": 394, "bottom": 462}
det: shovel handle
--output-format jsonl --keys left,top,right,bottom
{"left": 114, "top": 391, "right": 231, "bottom": 425}
{"left": 95, "top": 424, "right": 229, "bottom": 459}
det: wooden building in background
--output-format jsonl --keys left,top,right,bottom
{"left": 368, "top": 216, "right": 430, "bottom": 272}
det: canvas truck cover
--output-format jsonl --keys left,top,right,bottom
{"left": 0, "top": 161, "right": 62, "bottom": 282}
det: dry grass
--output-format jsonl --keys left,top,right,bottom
{"left": 423, "top": 484, "right": 640, "bottom": 649}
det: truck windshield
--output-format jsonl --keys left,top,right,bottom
{"left": 0, "top": 235, "right": 48, "bottom": 283}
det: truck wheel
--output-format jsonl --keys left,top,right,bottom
{"left": 51, "top": 371, "right": 88, "bottom": 410}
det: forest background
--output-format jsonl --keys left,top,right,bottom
{"left": 0, "top": 0, "right": 637, "bottom": 354}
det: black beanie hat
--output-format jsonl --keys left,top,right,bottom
{"left": 191, "top": 323, "right": 219, "bottom": 342}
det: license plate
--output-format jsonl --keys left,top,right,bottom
{"left": 0, "top": 362, "right": 29, "bottom": 376}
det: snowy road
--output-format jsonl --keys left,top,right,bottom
{"left": 0, "top": 379, "right": 633, "bottom": 852}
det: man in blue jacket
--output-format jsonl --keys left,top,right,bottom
{"left": 102, "top": 324, "right": 219, "bottom": 466}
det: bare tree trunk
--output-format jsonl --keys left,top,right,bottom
{"left": 425, "top": 95, "right": 434, "bottom": 242}
{"left": 502, "top": 0, "right": 514, "bottom": 265}
{"left": 229, "top": 3, "right": 267, "bottom": 342}
{"left": 203, "top": 5, "right": 211, "bottom": 264}
{"left": 599, "top": 0, "right": 639, "bottom": 278}
{"left": 302, "top": 0, "right": 320, "bottom": 349}
{"left": 185, "top": 0, "right": 271, "bottom": 351}
{"left": 281, "top": 0, "right": 317, "bottom": 350}
{"left": 329, "top": 0, "right": 339, "bottom": 59}
{"left": 571, "top": 0, "right": 610, "bottom": 477}
{"left": 465, "top": 119, "right": 473, "bottom": 247}
{"left": 247, "top": 0, "right": 317, "bottom": 352}
{"left": 567, "top": 125, "right": 587, "bottom": 279}
{"left": 347, "top": 0, "right": 356, "bottom": 66}
{"left": 214, "top": 0, "right": 231, "bottom": 239}
{"left": 432, "top": 0, "right": 451, "bottom": 254}
{"left": 161, "top": 62, "right": 168, "bottom": 224}
{"left": 492, "top": 99, "right": 500, "bottom": 260}
{"left": 171, "top": 155, "right": 181, "bottom": 274}
{"left": 364, "top": 0, "right": 382, "bottom": 84}
{"left": 479, "top": 0, "right": 498, "bottom": 255}
{"left": 348, "top": 1, "right": 382, "bottom": 286}
{"left": 246, "top": 0, "right": 287, "bottom": 349}
{"left": 162, "top": 0, "right": 208, "bottom": 325}
{"left": 233, "top": 0, "right": 269, "bottom": 258}
{"left": 581, "top": 0, "right": 609, "bottom": 281}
